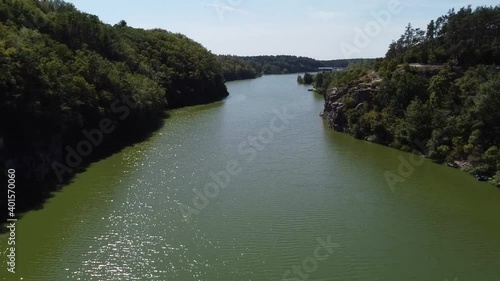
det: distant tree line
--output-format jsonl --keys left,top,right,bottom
{"left": 217, "top": 55, "right": 260, "bottom": 81}
{"left": 218, "top": 55, "right": 369, "bottom": 79}
{"left": 297, "top": 73, "right": 314, "bottom": 85}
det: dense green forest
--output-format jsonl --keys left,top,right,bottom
{"left": 0, "top": 0, "right": 230, "bottom": 222}
{"left": 318, "top": 5, "right": 500, "bottom": 185}
{"left": 297, "top": 72, "right": 314, "bottom": 85}
{"left": 216, "top": 55, "right": 371, "bottom": 82}
{"left": 217, "top": 55, "right": 260, "bottom": 81}
{"left": 218, "top": 55, "right": 367, "bottom": 78}
{"left": 236, "top": 55, "right": 341, "bottom": 75}
{"left": 0, "top": 0, "right": 364, "bottom": 224}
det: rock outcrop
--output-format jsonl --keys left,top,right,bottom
{"left": 321, "top": 79, "right": 379, "bottom": 132}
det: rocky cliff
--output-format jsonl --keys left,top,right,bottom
{"left": 321, "top": 76, "right": 381, "bottom": 133}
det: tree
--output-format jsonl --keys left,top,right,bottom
{"left": 115, "top": 20, "right": 127, "bottom": 28}
{"left": 302, "top": 72, "right": 314, "bottom": 84}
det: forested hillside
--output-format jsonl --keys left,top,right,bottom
{"left": 238, "top": 55, "right": 326, "bottom": 74}
{"left": 0, "top": 0, "right": 229, "bottom": 221}
{"left": 319, "top": 5, "right": 500, "bottom": 185}
{"left": 217, "top": 55, "right": 260, "bottom": 81}
{"left": 220, "top": 56, "right": 362, "bottom": 76}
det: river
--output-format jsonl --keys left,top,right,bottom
{"left": 2, "top": 74, "right": 500, "bottom": 281}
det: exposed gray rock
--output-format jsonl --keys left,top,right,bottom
{"left": 321, "top": 80, "right": 379, "bottom": 132}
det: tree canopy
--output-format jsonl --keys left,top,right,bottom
{"left": 0, "top": 0, "right": 229, "bottom": 219}
{"left": 219, "top": 55, "right": 368, "bottom": 77}
{"left": 318, "top": 5, "right": 500, "bottom": 185}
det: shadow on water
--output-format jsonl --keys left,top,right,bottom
{"left": 1, "top": 113, "right": 170, "bottom": 234}
{"left": 0, "top": 100, "right": 230, "bottom": 234}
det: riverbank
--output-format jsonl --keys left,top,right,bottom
{"left": 0, "top": 90, "right": 235, "bottom": 233}
{"left": 320, "top": 67, "right": 500, "bottom": 187}
{"left": 0, "top": 0, "right": 234, "bottom": 230}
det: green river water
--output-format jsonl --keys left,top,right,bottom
{"left": 2, "top": 74, "right": 500, "bottom": 281}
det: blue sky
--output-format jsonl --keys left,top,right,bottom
{"left": 67, "top": 0, "right": 498, "bottom": 60}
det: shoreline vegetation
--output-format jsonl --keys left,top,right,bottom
{"left": 218, "top": 55, "right": 367, "bottom": 81}
{"left": 316, "top": 5, "right": 500, "bottom": 186}
{"left": 0, "top": 0, "right": 229, "bottom": 226}
{"left": 0, "top": 0, "right": 363, "bottom": 227}
{"left": 2, "top": 1, "right": 498, "bottom": 230}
